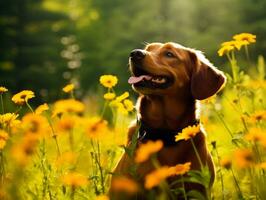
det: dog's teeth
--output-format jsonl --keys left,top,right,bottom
{"left": 150, "top": 77, "right": 166, "bottom": 84}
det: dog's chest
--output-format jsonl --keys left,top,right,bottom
{"left": 157, "top": 144, "right": 190, "bottom": 165}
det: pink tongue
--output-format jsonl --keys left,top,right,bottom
{"left": 128, "top": 75, "right": 152, "bottom": 84}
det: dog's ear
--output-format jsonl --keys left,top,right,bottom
{"left": 189, "top": 50, "right": 226, "bottom": 100}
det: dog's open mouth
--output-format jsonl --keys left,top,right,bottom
{"left": 128, "top": 68, "right": 173, "bottom": 89}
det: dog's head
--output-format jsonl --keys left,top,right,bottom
{"left": 128, "top": 42, "right": 226, "bottom": 100}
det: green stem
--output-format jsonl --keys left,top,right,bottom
{"left": 214, "top": 148, "right": 225, "bottom": 200}
{"left": 230, "top": 168, "right": 243, "bottom": 198}
{"left": 14, "top": 106, "right": 22, "bottom": 114}
{"left": 190, "top": 138, "right": 203, "bottom": 169}
{"left": 47, "top": 118, "right": 61, "bottom": 156}
{"left": 26, "top": 101, "right": 34, "bottom": 113}
{"left": 181, "top": 175, "right": 188, "bottom": 200}
{"left": 0, "top": 151, "right": 6, "bottom": 185}
{"left": 100, "top": 101, "right": 108, "bottom": 118}
{"left": 213, "top": 109, "right": 234, "bottom": 139}
{"left": 90, "top": 139, "right": 105, "bottom": 194}
{"left": 40, "top": 139, "right": 53, "bottom": 200}
{"left": 191, "top": 139, "right": 211, "bottom": 199}
{"left": 96, "top": 140, "right": 105, "bottom": 194}
{"left": 244, "top": 44, "right": 251, "bottom": 64}
{"left": 229, "top": 51, "right": 239, "bottom": 83}
{"left": 70, "top": 91, "right": 75, "bottom": 99}
{"left": 253, "top": 142, "right": 265, "bottom": 175}
{"left": 71, "top": 186, "right": 75, "bottom": 200}
{"left": 0, "top": 94, "right": 4, "bottom": 114}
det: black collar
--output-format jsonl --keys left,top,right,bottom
{"left": 137, "top": 119, "right": 200, "bottom": 146}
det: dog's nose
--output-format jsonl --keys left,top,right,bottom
{"left": 130, "top": 49, "right": 146, "bottom": 61}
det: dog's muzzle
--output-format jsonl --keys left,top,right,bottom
{"left": 128, "top": 49, "right": 173, "bottom": 89}
{"left": 130, "top": 49, "right": 146, "bottom": 64}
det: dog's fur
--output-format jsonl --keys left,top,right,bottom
{"left": 110, "top": 42, "right": 226, "bottom": 199}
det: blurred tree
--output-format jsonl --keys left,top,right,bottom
{"left": 239, "top": 0, "right": 266, "bottom": 56}
{"left": 79, "top": 0, "right": 241, "bottom": 93}
{"left": 0, "top": 0, "right": 71, "bottom": 102}
{"left": 1, "top": 0, "right": 264, "bottom": 100}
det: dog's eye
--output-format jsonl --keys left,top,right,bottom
{"left": 165, "top": 51, "right": 175, "bottom": 58}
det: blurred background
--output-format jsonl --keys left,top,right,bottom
{"left": 0, "top": 0, "right": 265, "bottom": 103}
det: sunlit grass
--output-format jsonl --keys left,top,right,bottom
{"left": 0, "top": 32, "right": 266, "bottom": 200}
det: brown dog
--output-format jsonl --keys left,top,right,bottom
{"left": 110, "top": 42, "right": 226, "bottom": 199}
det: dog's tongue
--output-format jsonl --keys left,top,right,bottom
{"left": 128, "top": 75, "right": 152, "bottom": 84}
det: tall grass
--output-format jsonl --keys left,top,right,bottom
{"left": 0, "top": 33, "right": 266, "bottom": 200}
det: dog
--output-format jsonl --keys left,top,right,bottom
{"left": 110, "top": 42, "right": 226, "bottom": 199}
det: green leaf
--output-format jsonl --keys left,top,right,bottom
{"left": 187, "top": 190, "right": 207, "bottom": 200}
{"left": 124, "top": 122, "right": 140, "bottom": 158}
{"left": 171, "top": 187, "right": 185, "bottom": 195}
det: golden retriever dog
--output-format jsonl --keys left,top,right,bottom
{"left": 110, "top": 42, "right": 226, "bottom": 199}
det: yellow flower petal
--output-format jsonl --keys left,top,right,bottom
{"left": 0, "top": 130, "right": 9, "bottom": 150}
{"left": 233, "top": 33, "right": 256, "bottom": 44}
{"left": 62, "top": 83, "right": 75, "bottom": 93}
{"left": 35, "top": 103, "right": 49, "bottom": 115}
{"left": 99, "top": 75, "right": 118, "bottom": 88}
{"left": 135, "top": 140, "right": 163, "bottom": 163}
{"left": 61, "top": 172, "right": 88, "bottom": 187}
{"left": 175, "top": 124, "right": 200, "bottom": 142}
{"left": 11, "top": 90, "right": 35, "bottom": 105}
{"left": 103, "top": 92, "right": 116, "bottom": 100}
{"left": 0, "top": 86, "right": 8, "bottom": 94}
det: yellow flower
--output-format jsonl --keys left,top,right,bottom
{"left": 85, "top": 117, "right": 109, "bottom": 139}
{"left": 56, "top": 116, "right": 76, "bottom": 133}
{"left": 109, "top": 92, "right": 133, "bottom": 115}
{"left": 110, "top": 101, "right": 128, "bottom": 115}
{"left": 111, "top": 176, "right": 139, "bottom": 194}
{"left": 135, "top": 140, "right": 163, "bottom": 163}
{"left": 62, "top": 83, "right": 75, "bottom": 93}
{"left": 169, "top": 162, "right": 191, "bottom": 175}
{"left": 245, "top": 128, "right": 266, "bottom": 145}
{"left": 233, "top": 33, "right": 256, "bottom": 44}
{"left": 117, "top": 102, "right": 129, "bottom": 115}
{"left": 175, "top": 124, "right": 200, "bottom": 142}
{"left": 52, "top": 99, "right": 85, "bottom": 117}
{"left": 257, "top": 162, "right": 266, "bottom": 169}
{"left": 103, "top": 92, "right": 116, "bottom": 100}
{"left": 145, "top": 162, "right": 191, "bottom": 189}
{"left": 0, "top": 130, "right": 9, "bottom": 150}
{"left": 99, "top": 75, "right": 118, "bottom": 88}
{"left": 0, "top": 87, "right": 8, "bottom": 94}
{"left": 0, "top": 113, "right": 19, "bottom": 127}
{"left": 220, "top": 158, "right": 232, "bottom": 170}
{"left": 234, "top": 149, "right": 254, "bottom": 168}
{"left": 116, "top": 92, "right": 129, "bottom": 102}
{"left": 61, "top": 172, "right": 88, "bottom": 187}
{"left": 144, "top": 166, "right": 172, "bottom": 189}
{"left": 12, "top": 135, "right": 39, "bottom": 166}
{"left": 95, "top": 195, "right": 110, "bottom": 200}
{"left": 9, "top": 119, "right": 22, "bottom": 133}
{"left": 221, "top": 40, "right": 247, "bottom": 50}
{"left": 35, "top": 103, "right": 49, "bottom": 115}
{"left": 218, "top": 44, "right": 234, "bottom": 56}
{"left": 123, "top": 99, "right": 134, "bottom": 112}
{"left": 56, "top": 151, "right": 77, "bottom": 166}
{"left": 248, "top": 110, "right": 266, "bottom": 123}
{"left": 22, "top": 113, "right": 49, "bottom": 138}
{"left": 11, "top": 90, "right": 35, "bottom": 105}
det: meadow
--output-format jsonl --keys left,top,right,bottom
{"left": 0, "top": 33, "right": 266, "bottom": 200}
